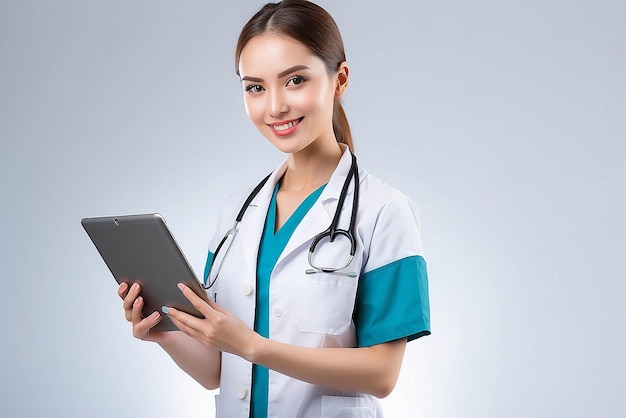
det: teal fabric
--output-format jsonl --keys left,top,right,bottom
{"left": 251, "top": 181, "right": 326, "bottom": 418}
{"left": 203, "top": 251, "right": 215, "bottom": 286}
{"left": 354, "top": 255, "right": 430, "bottom": 347}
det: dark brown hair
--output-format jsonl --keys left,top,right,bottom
{"left": 235, "top": 0, "right": 353, "bottom": 152}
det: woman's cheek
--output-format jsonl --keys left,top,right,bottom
{"left": 243, "top": 96, "right": 264, "bottom": 125}
{"left": 290, "top": 87, "right": 326, "bottom": 115}
{"left": 242, "top": 96, "right": 253, "bottom": 119}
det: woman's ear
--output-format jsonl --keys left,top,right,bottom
{"left": 334, "top": 62, "right": 349, "bottom": 99}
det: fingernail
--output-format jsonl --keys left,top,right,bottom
{"left": 161, "top": 306, "right": 169, "bottom": 314}
{"left": 131, "top": 283, "right": 139, "bottom": 291}
{"left": 177, "top": 283, "right": 185, "bottom": 291}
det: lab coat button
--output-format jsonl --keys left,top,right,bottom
{"left": 236, "top": 386, "right": 247, "bottom": 399}
{"left": 274, "top": 308, "right": 283, "bottom": 317}
{"left": 243, "top": 283, "right": 253, "bottom": 296}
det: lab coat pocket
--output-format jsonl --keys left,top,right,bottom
{"left": 295, "top": 273, "right": 358, "bottom": 335}
{"left": 321, "top": 395, "right": 376, "bottom": 418}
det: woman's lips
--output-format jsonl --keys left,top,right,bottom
{"left": 268, "top": 117, "right": 304, "bottom": 137}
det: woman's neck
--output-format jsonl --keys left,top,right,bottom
{"left": 281, "top": 140, "right": 343, "bottom": 192}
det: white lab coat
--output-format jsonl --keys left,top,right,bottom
{"left": 208, "top": 146, "right": 426, "bottom": 418}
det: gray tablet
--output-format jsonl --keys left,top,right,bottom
{"left": 82, "top": 213, "right": 207, "bottom": 332}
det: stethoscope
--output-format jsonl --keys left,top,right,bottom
{"left": 202, "top": 153, "right": 359, "bottom": 292}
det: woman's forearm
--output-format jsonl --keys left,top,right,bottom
{"left": 164, "top": 285, "right": 407, "bottom": 397}
{"left": 247, "top": 337, "right": 407, "bottom": 398}
{"left": 157, "top": 331, "right": 221, "bottom": 390}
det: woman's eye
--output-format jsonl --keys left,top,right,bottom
{"left": 245, "top": 85, "right": 264, "bottom": 93}
{"left": 287, "top": 76, "right": 305, "bottom": 87}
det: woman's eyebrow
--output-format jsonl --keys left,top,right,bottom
{"left": 277, "top": 65, "right": 310, "bottom": 78}
{"left": 241, "top": 75, "right": 263, "bottom": 83}
{"left": 241, "top": 65, "right": 311, "bottom": 83}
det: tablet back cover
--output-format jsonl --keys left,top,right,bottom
{"left": 82, "top": 213, "right": 206, "bottom": 332}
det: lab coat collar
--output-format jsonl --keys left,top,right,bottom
{"left": 318, "top": 144, "right": 360, "bottom": 204}
{"left": 237, "top": 145, "right": 365, "bottom": 273}
{"left": 234, "top": 164, "right": 283, "bottom": 273}
{"left": 276, "top": 145, "right": 364, "bottom": 268}
{"left": 248, "top": 144, "right": 360, "bottom": 209}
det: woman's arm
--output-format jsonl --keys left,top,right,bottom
{"left": 250, "top": 336, "right": 406, "bottom": 398}
{"left": 119, "top": 282, "right": 221, "bottom": 390}
{"left": 156, "top": 330, "right": 221, "bottom": 390}
{"left": 166, "top": 283, "right": 407, "bottom": 398}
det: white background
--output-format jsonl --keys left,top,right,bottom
{"left": 1, "top": 1, "right": 624, "bottom": 417}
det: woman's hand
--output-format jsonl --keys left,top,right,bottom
{"left": 118, "top": 282, "right": 222, "bottom": 389}
{"left": 118, "top": 282, "right": 165, "bottom": 343}
{"left": 164, "top": 283, "right": 261, "bottom": 360}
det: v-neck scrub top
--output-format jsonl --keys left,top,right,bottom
{"left": 252, "top": 182, "right": 326, "bottom": 417}
{"left": 203, "top": 146, "right": 430, "bottom": 418}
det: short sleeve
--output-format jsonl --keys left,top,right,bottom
{"left": 354, "top": 194, "right": 431, "bottom": 347}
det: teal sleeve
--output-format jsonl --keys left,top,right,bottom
{"left": 354, "top": 255, "right": 431, "bottom": 347}
{"left": 203, "top": 251, "right": 215, "bottom": 286}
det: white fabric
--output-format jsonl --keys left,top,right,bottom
{"left": 207, "top": 146, "right": 425, "bottom": 418}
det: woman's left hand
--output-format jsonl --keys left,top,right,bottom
{"left": 164, "top": 283, "right": 260, "bottom": 360}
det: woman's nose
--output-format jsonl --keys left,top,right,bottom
{"left": 268, "top": 90, "right": 288, "bottom": 118}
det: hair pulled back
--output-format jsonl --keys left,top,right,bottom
{"left": 235, "top": 0, "right": 353, "bottom": 152}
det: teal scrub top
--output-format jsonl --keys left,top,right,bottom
{"left": 251, "top": 181, "right": 326, "bottom": 418}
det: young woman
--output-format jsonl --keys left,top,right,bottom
{"left": 118, "top": 1, "right": 430, "bottom": 417}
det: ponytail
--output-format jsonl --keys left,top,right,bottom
{"left": 333, "top": 99, "right": 353, "bottom": 152}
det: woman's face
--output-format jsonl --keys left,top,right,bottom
{"left": 238, "top": 33, "right": 343, "bottom": 155}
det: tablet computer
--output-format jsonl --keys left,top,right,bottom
{"left": 82, "top": 213, "right": 207, "bottom": 332}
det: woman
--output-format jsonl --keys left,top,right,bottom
{"left": 118, "top": 1, "right": 430, "bottom": 417}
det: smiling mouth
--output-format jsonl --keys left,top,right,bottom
{"left": 270, "top": 117, "right": 304, "bottom": 131}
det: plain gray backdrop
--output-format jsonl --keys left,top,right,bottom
{"left": 1, "top": 1, "right": 624, "bottom": 417}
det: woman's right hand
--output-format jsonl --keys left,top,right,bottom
{"left": 118, "top": 282, "right": 164, "bottom": 343}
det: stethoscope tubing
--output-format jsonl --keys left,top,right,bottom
{"left": 204, "top": 153, "right": 360, "bottom": 290}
